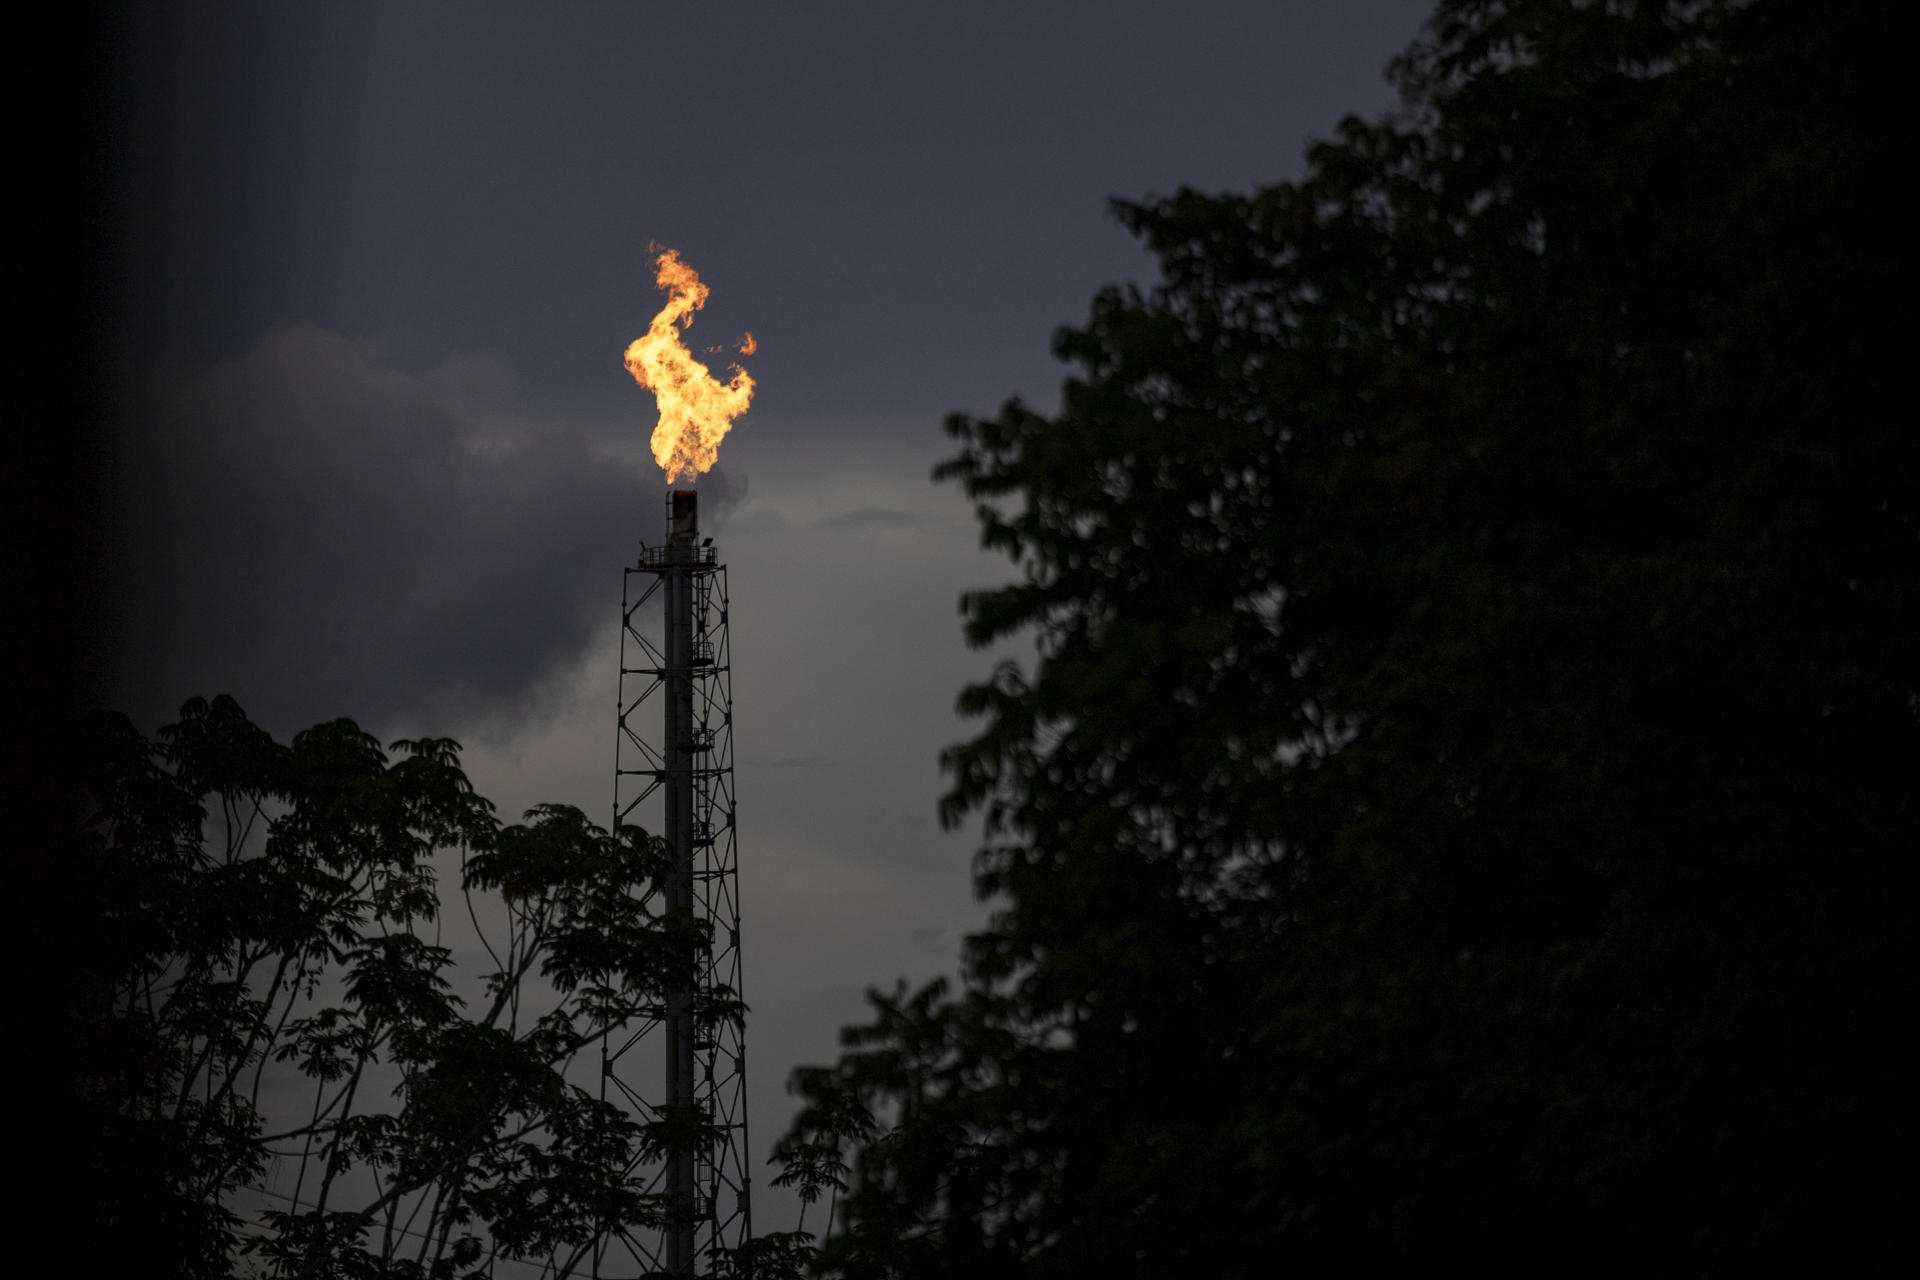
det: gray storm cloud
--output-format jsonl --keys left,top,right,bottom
{"left": 98, "top": 324, "right": 740, "bottom": 737}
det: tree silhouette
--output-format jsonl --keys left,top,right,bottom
{"left": 779, "top": 0, "right": 1915, "bottom": 1271}
{"left": 75, "top": 695, "right": 752, "bottom": 1278}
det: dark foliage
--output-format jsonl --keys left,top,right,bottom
{"left": 781, "top": 0, "right": 1916, "bottom": 1271}
{"left": 72, "top": 695, "right": 756, "bottom": 1278}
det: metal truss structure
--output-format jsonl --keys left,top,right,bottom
{"left": 590, "top": 489, "right": 751, "bottom": 1276}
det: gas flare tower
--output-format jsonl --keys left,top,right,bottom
{"left": 603, "top": 488, "right": 751, "bottom": 1275}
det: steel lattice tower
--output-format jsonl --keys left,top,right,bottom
{"left": 596, "top": 488, "right": 751, "bottom": 1276}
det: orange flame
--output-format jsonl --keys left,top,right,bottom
{"left": 623, "top": 248, "right": 755, "bottom": 483}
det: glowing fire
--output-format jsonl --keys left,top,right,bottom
{"left": 623, "top": 247, "right": 755, "bottom": 483}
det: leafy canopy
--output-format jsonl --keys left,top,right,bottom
{"left": 79, "top": 695, "right": 762, "bottom": 1279}
{"left": 779, "top": 0, "right": 1915, "bottom": 1272}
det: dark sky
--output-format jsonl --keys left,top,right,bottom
{"left": 94, "top": 0, "right": 1430, "bottom": 1241}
